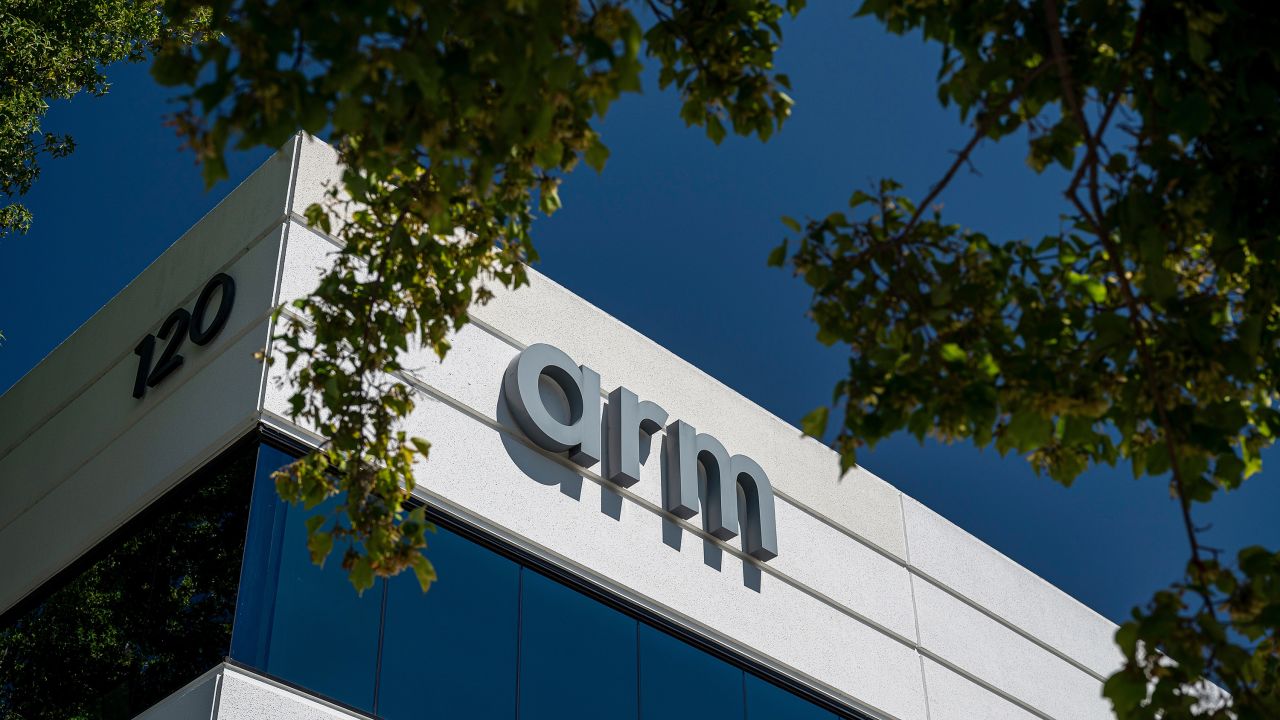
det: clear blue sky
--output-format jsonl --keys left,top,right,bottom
{"left": 2, "top": 4, "right": 1276, "bottom": 626}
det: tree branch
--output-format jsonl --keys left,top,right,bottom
{"left": 1042, "top": 0, "right": 1212, "bottom": 613}
{"left": 898, "top": 62, "right": 1051, "bottom": 242}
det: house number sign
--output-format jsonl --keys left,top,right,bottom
{"left": 132, "top": 273, "right": 236, "bottom": 399}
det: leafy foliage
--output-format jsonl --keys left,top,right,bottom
{"left": 0, "top": 0, "right": 202, "bottom": 238}
{"left": 775, "top": 1, "right": 1280, "bottom": 715}
{"left": 150, "top": 0, "right": 800, "bottom": 594}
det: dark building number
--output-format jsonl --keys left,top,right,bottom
{"left": 132, "top": 273, "right": 236, "bottom": 399}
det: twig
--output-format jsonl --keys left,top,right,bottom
{"left": 898, "top": 62, "right": 1051, "bottom": 241}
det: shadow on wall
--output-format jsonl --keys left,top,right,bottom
{"left": 495, "top": 381, "right": 763, "bottom": 592}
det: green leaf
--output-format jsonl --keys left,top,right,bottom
{"left": 307, "top": 528, "right": 334, "bottom": 566}
{"left": 411, "top": 554, "right": 438, "bottom": 593}
{"left": 800, "top": 406, "right": 829, "bottom": 439}
{"left": 1083, "top": 278, "right": 1107, "bottom": 303}
{"left": 940, "top": 343, "right": 966, "bottom": 362}
{"left": 584, "top": 139, "right": 610, "bottom": 172}
{"left": 848, "top": 190, "right": 874, "bottom": 208}
{"left": 410, "top": 437, "right": 432, "bottom": 459}
{"left": 1103, "top": 668, "right": 1148, "bottom": 713}
{"left": 349, "top": 557, "right": 375, "bottom": 595}
{"left": 706, "top": 115, "right": 726, "bottom": 145}
{"left": 767, "top": 240, "right": 788, "bottom": 267}
{"left": 540, "top": 186, "right": 562, "bottom": 214}
{"left": 979, "top": 353, "right": 1000, "bottom": 377}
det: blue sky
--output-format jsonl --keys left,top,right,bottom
{"left": 2, "top": 4, "right": 1276, "bottom": 626}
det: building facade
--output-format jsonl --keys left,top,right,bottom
{"left": 0, "top": 136, "right": 1121, "bottom": 720}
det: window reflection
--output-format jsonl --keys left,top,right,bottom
{"left": 233, "top": 445, "right": 381, "bottom": 713}
{"left": 518, "top": 571, "right": 638, "bottom": 720}
{"left": 746, "top": 673, "right": 838, "bottom": 720}
{"left": 378, "top": 527, "right": 520, "bottom": 719}
{"left": 639, "top": 624, "right": 744, "bottom": 720}
{"left": 0, "top": 443, "right": 256, "bottom": 720}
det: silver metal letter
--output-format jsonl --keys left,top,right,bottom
{"left": 503, "top": 343, "right": 601, "bottom": 467}
{"left": 729, "top": 455, "right": 779, "bottom": 561}
{"left": 605, "top": 387, "right": 668, "bottom": 487}
{"left": 665, "top": 420, "right": 779, "bottom": 560}
{"left": 664, "top": 420, "right": 735, "bottom": 540}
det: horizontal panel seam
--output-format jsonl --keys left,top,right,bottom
{"left": 916, "top": 649, "right": 1059, "bottom": 720}
{"left": 270, "top": 285, "right": 1117, "bottom": 691}
{"left": 463, "top": 314, "right": 908, "bottom": 566}
{"left": 390, "top": 348, "right": 1115, "bottom": 685}
{"left": 0, "top": 410, "right": 261, "bottom": 616}
{"left": 909, "top": 569, "right": 1110, "bottom": 682}
{"left": 0, "top": 217, "right": 289, "bottom": 462}
{"left": 0, "top": 305, "right": 276, "bottom": 535}
{"left": 263, "top": 384, "right": 1088, "bottom": 720}
{"left": 275, "top": 302, "right": 1116, "bottom": 681}
{"left": 262, "top": 401, "right": 1075, "bottom": 720}
{"left": 457, "top": 314, "right": 1115, "bottom": 681}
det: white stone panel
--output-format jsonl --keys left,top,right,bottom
{"left": 913, "top": 575, "right": 1111, "bottom": 720}
{"left": 0, "top": 141, "right": 294, "bottom": 459}
{"left": 276, "top": 222, "right": 339, "bottom": 310}
{"left": 399, "top": 391, "right": 928, "bottom": 720}
{"left": 217, "top": 667, "right": 366, "bottom": 720}
{"left": 133, "top": 664, "right": 372, "bottom": 720}
{"left": 0, "top": 321, "right": 268, "bottom": 613}
{"left": 903, "top": 496, "right": 1121, "bottom": 677}
{"left": 339, "top": 318, "right": 919, "bottom": 643}
{"left": 0, "top": 230, "right": 283, "bottom": 533}
{"left": 288, "top": 135, "right": 352, "bottom": 232}
{"left": 920, "top": 657, "right": 1042, "bottom": 720}
{"left": 468, "top": 271, "right": 909, "bottom": 559}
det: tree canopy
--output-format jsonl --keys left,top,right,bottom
{"left": 3, "top": 1, "right": 1278, "bottom": 717}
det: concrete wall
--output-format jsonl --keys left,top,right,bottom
{"left": 1, "top": 136, "right": 1123, "bottom": 720}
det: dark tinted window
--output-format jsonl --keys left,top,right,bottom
{"left": 745, "top": 673, "right": 838, "bottom": 720}
{"left": 377, "top": 527, "right": 520, "bottom": 719}
{"left": 517, "top": 571, "right": 639, "bottom": 720}
{"left": 0, "top": 443, "right": 257, "bottom": 720}
{"left": 232, "top": 445, "right": 381, "bottom": 712}
{"left": 640, "top": 624, "right": 744, "bottom": 720}
{"left": 241, "top": 445, "right": 856, "bottom": 720}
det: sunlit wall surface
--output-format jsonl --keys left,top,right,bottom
{"left": 233, "top": 445, "right": 849, "bottom": 720}
{"left": 0, "top": 444, "right": 257, "bottom": 719}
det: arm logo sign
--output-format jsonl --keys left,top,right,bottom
{"left": 503, "top": 343, "right": 779, "bottom": 561}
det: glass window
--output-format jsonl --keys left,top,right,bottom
{"left": 639, "top": 624, "right": 744, "bottom": 720}
{"left": 0, "top": 442, "right": 256, "bottom": 720}
{"left": 377, "top": 526, "right": 520, "bottom": 720}
{"left": 235, "top": 444, "right": 856, "bottom": 720}
{"left": 231, "top": 445, "right": 382, "bottom": 713}
{"left": 745, "top": 673, "right": 838, "bottom": 720}
{"left": 517, "top": 570, "right": 638, "bottom": 720}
